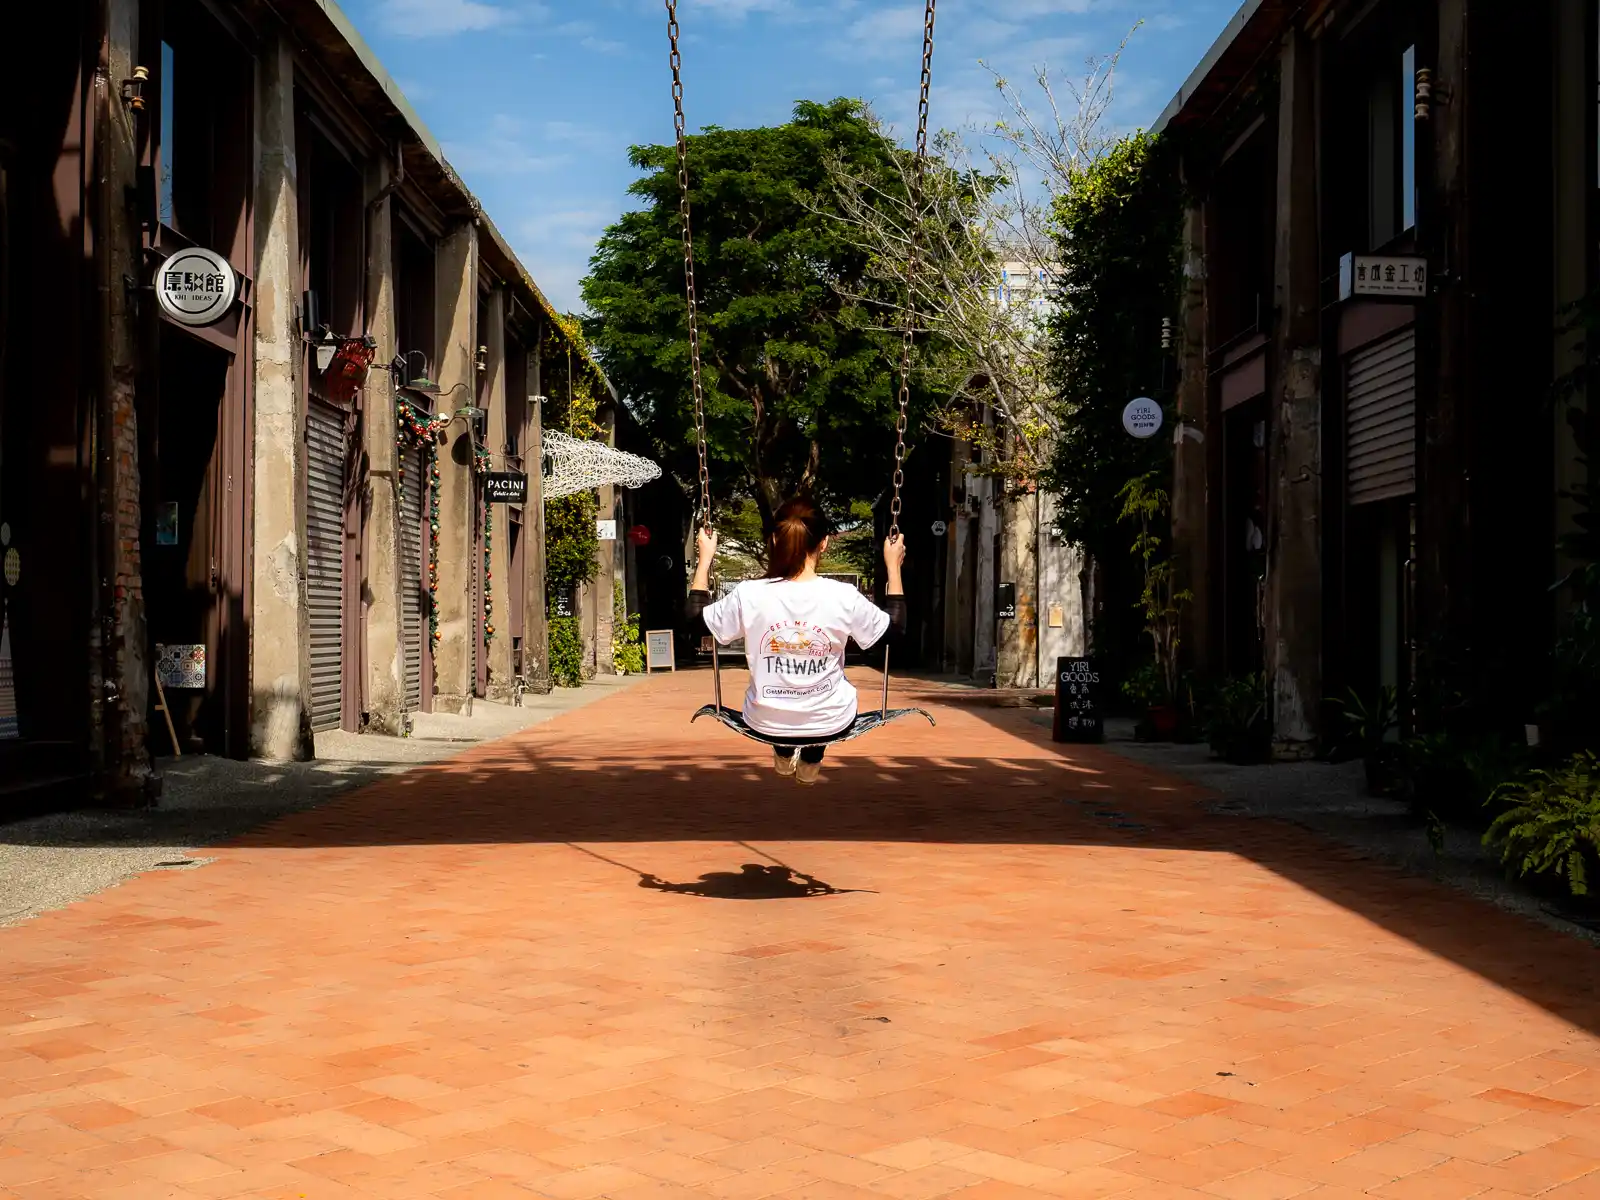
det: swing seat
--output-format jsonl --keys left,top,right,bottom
{"left": 692, "top": 704, "right": 935, "bottom": 747}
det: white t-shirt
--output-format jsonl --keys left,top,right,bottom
{"left": 703, "top": 577, "right": 892, "bottom": 739}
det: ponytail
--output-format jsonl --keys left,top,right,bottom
{"left": 767, "top": 497, "right": 830, "bottom": 580}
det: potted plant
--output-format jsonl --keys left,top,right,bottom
{"left": 1122, "top": 661, "right": 1167, "bottom": 740}
{"left": 1328, "top": 686, "right": 1400, "bottom": 795}
{"left": 1483, "top": 751, "right": 1600, "bottom": 903}
{"left": 1118, "top": 472, "right": 1193, "bottom": 739}
{"left": 1203, "top": 674, "right": 1268, "bottom": 764}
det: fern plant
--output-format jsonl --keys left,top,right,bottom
{"left": 1483, "top": 752, "right": 1600, "bottom": 896}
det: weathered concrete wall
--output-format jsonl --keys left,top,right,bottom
{"left": 1264, "top": 27, "right": 1322, "bottom": 760}
{"left": 482, "top": 288, "right": 516, "bottom": 700}
{"left": 1035, "top": 489, "right": 1086, "bottom": 680}
{"left": 100, "top": 0, "right": 153, "bottom": 797}
{"left": 360, "top": 170, "right": 406, "bottom": 734}
{"left": 995, "top": 487, "right": 1040, "bottom": 689}
{"left": 1172, "top": 201, "right": 1211, "bottom": 674}
{"left": 249, "top": 33, "right": 313, "bottom": 761}
{"left": 594, "top": 407, "right": 617, "bottom": 676}
{"left": 430, "top": 223, "right": 478, "bottom": 714}
{"left": 942, "top": 434, "right": 975, "bottom": 676}
{"left": 522, "top": 350, "right": 552, "bottom": 694}
{"left": 973, "top": 460, "right": 998, "bottom": 683}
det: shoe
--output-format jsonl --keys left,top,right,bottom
{"left": 795, "top": 758, "right": 822, "bottom": 785}
{"left": 773, "top": 749, "right": 799, "bottom": 777}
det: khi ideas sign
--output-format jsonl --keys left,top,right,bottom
{"left": 155, "top": 247, "right": 237, "bottom": 327}
{"left": 1338, "top": 253, "right": 1427, "bottom": 301}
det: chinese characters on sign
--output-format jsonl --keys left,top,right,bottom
{"left": 1338, "top": 253, "right": 1427, "bottom": 301}
{"left": 1052, "top": 656, "right": 1104, "bottom": 744}
{"left": 154, "top": 247, "right": 238, "bottom": 327}
{"left": 1121, "top": 397, "right": 1163, "bottom": 440}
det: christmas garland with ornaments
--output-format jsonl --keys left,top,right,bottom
{"left": 395, "top": 401, "right": 449, "bottom": 648}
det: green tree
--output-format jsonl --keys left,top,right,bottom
{"left": 1046, "top": 131, "right": 1184, "bottom": 671}
{"left": 581, "top": 99, "right": 922, "bottom": 531}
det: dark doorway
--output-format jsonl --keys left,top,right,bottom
{"left": 0, "top": 0, "right": 93, "bottom": 792}
{"left": 145, "top": 326, "right": 231, "bottom": 754}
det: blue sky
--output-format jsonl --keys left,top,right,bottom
{"left": 339, "top": 0, "right": 1239, "bottom": 312}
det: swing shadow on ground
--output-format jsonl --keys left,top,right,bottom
{"left": 5, "top": 681, "right": 1600, "bottom": 1041}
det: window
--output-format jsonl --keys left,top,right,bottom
{"left": 1401, "top": 45, "right": 1417, "bottom": 232}
{"left": 158, "top": 41, "right": 175, "bottom": 226}
{"left": 1367, "top": 43, "right": 1417, "bottom": 246}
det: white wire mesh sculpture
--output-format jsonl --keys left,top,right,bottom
{"left": 540, "top": 429, "right": 663, "bottom": 501}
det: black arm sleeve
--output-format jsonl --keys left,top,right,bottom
{"left": 686, "top": 589, "right": 712, "bottom": 637}
{"left": 880, "top": 596, "right": 907, "bottom": 646}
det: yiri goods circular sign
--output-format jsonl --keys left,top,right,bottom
{"left": 155, "top": 247, "right": 238, "bottom": 327}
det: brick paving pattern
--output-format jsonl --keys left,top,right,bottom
{"left": 3, "top": 671, "right": 1600, "bottom": 1199}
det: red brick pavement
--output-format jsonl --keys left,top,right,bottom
{"left": 4, "top": 670, "right": 1600, "bottom": 1200}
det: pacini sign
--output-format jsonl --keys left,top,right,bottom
{"left": 482, "top": 472, "right": 527, "bottom": 503}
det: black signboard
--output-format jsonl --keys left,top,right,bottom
{"left": 484, "top": 472, "right": 528, "bottom": 503}
{"left": 997, "top": 582, "right": 1017, "bottom": 621}
{"left": 1052, "top": 656, "right": 1104, "bottom": 743}
{"left": 549, "top": 586, "right": 574, "bottom": 619}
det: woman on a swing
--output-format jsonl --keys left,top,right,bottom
{"left": 687, "top": 497, "right": 907, "bottom": 784}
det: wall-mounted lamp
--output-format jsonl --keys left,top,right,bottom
{"left": 121, "top": 66, "right": 149, "bottom": 112}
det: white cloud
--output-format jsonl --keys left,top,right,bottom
{"left": 515, "top": 207, "right": 618, "bottom": 311}
{"left": 444, "top": 114, "right": 573, "bottom": 175}
{"left": 376, "top": 0, "right": 516, "bottom": 36}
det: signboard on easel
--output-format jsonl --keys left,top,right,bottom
{"left": 645, "top": 630, "right": 675, "bottom": 672}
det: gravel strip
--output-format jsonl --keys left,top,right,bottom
{"left": 1019, "top": 709, "right": 1600, "bottom": 947}
{"left": 0, "top": 675, "right": 639, "bottom": 928}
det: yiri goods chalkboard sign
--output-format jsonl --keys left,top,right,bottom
{"left": 1052, "top": 656, "right": 1104, "bottom": 743}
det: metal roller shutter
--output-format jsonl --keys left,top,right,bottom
{"left": 306, "top": 399, "right": 347, "bottom": 732}
{"left": 1346, "top": 327, "right": 1416, "bottom": 506}
{"left": 401, "top": 445, "right": 425, "bottom": 713}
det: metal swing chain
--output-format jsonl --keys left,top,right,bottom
{"left": 666, "top": 0, "right": 712, "bottom": 534}
{"left": 890, "top": 0, "right": 937, "bottom": 542}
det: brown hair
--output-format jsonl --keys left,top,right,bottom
{"left": 767, "top": 497, "right": 830, "bottom": 580}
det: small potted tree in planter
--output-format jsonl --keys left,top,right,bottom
{"left": 1204, "top": 675, "right": 1269, "bottom": 764}
{"left": 1328, "top": 686, "right": 1400, "bottom": 794}
{"left": 1118, "top": 472, "right": 1192, "bottom": 740}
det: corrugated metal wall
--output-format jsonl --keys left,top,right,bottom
{"left": 1346, "top": 327, "right": 1417, "bottom": 506}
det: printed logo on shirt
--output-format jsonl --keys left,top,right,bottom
{"left": 759, "top": 619, "right": 836, "bottom": 677}
{"left": 762, "top": 675, "right": 842, "bottom": 701}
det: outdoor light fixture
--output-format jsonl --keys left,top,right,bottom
{"left": 121, "top": 66, "right": 149, "bottom": 112}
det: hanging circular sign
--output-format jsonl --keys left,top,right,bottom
{"left": 931, "top": 520, "right": 948, "bottom": 537}
{"left": 154, "top": 247, "right": 238, "bottom": 327}
{"left": 1122, "top": 397, "right": 1164, "bottom": 439}
{"left": 628, "top": 525, "right": 651, "bottom": 547}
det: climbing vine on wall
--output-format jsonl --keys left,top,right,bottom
{"left": 542, "top": 315, "right": 605, "bottom": 684}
